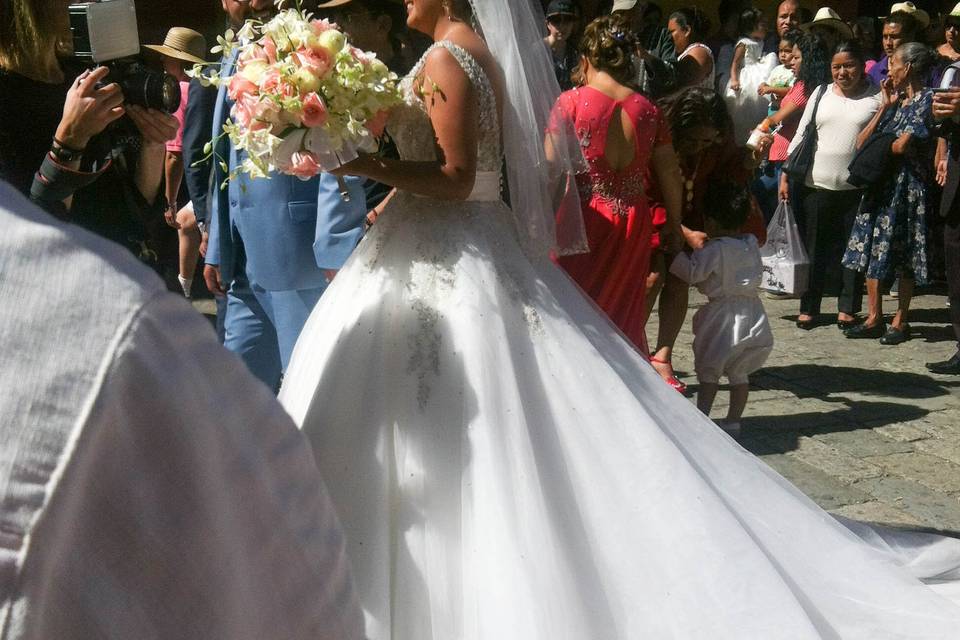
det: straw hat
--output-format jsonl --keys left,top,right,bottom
{"left": 144, "top": 27, "right": 207, "bottom": 65}
{"left": 887, "top": 2, "right": 931, "bottom": 28}
{"left": 801, "top": 7, "right": 854, "bottom": 40}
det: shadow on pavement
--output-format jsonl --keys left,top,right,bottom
{"left": 732, "top": 364, "right": 960, "bottom": 450}
{"left": 754, "top": 364, "right": 960, "bottom": 398}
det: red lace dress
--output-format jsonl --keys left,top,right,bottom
{"left": 553, "top": 86, "right": 670, "bottom": 354}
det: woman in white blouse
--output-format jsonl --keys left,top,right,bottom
{"left": 780, "top": 41, "right": 882, "bottom": 330}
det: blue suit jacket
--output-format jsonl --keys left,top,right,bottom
{"left": 206, "top": 55, "right": 366, "bottom": 292}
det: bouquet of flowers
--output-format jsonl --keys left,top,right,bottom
{"left": 190, "top": 0, "right": 402, "bottom": 181}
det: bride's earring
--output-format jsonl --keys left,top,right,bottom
{"left": 442, "top": 0, "right": 452, "bottom": 18}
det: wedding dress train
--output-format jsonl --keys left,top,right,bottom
{"left": 279, "top": 41, "right": 960, "bottom": 639}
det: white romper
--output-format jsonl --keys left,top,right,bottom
{"left": 670, "top": 235, "right": 774, "bottom": 384}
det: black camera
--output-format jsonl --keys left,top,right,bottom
{"left": 68, "top": 0, "right": 180, "bottom": 113}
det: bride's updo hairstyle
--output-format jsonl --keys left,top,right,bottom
{"left": 573, "top": 14, "right": 637, "bottom": 87}
{"left": 445, "top": 0, "right": 474, "bottom": 24}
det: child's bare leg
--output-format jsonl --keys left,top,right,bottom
{"left": 726, "top": 383, "right": 749, "bottom": 423}
{"left": 697, "top": 382, "right": 719, "bottom": 416}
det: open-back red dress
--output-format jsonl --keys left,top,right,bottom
{"left": 554, "top": 86, "right": 670, "bottom": 354}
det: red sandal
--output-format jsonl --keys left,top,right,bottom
{"left": 649, "top": 356, "right": 687, "bottom": 394}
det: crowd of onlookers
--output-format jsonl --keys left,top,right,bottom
{"left": 543, "top": 0, "right": 960, "bottom": 410}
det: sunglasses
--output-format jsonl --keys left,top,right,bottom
{"left": 548, "top": 14, "right": 578, "bottom": 25}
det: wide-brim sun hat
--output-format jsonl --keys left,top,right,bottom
{"left": 886, "top": 2, "right": 931, "bottom": 28}
{"left": 800, "top": 7, "right": 854, "bottom": 41}
{"left": 143, "top": 27, "right": 207, "bottom": 65}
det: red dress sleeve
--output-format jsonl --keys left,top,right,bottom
{"left": 654, "top": 108, "right": 672, "bottom": 147}
{"left": 547, "top": 90, "right": 578, "bottom": 136}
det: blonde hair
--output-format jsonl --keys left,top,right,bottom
{"left": 0, "top": 0, "right": 64, "bottom": 78}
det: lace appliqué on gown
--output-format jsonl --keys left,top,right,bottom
{"left": 371, "top": 41, "right": 541, "bottom": 407}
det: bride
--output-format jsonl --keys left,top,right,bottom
{"left": 279, "top": 0, "right": 960, "bottom": 637}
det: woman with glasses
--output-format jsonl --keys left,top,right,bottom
{"left": 938, "top": 9, "right": 960, "bottom": 62}
{"left": 544, "top": 0, "right": 582, "bottom": 91}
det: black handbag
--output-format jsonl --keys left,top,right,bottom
{"left": 782, "top": 84, "right": 828, "bottom": 180}
{"left": 846, "top": 131, "right": 898, "bottom": 188}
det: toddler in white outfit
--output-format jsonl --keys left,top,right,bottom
{"left": 670, "top": 182, "right": 774, "bottom": 436}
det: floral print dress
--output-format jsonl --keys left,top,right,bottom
{"left": 842, "top": 89, "right": 935, "bottom": 284}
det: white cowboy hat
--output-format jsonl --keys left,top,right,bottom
{"left": 801, "top": 7, "right": 854, "bottom": 41}
{"left": 949, "top": 2, "right": 960, "bottom": 18}
{"left": 887, "top": 2, "right": 931, "bottom": 28}
{"left": 143, "top": 27, "right": 207, "bottom": 65}
{"left": 611, "top": 0, "right": 640, "bottom": 12}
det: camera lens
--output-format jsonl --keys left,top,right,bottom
{"left": 115, "top": 62, "right": 180, "bottom": 113}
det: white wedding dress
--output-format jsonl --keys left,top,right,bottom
{"left": 280, "top": 41, "right": 960, "bottom": 639}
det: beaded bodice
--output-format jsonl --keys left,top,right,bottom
{"left": 389, "top": 40, "right": 502, "bottom": 172}
{"left": 557, "top": 87, "right": 664, "bottom": 217}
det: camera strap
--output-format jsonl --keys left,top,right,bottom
{"left": 31, "top": 153, "right": 112, "bottom": 206}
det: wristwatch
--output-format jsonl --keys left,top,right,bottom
{"left": 197, "top": 219, "right": 207, "bottom": 234}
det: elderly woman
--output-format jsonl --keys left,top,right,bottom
{"left": 780, "top": 41, "right": 882, "bottom": 330}
{"left": 843, "top": 42, "right": 939, "bottom": 344}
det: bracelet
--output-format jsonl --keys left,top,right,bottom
{"left": 50, "top": 139, "right": 85, "bottom": 163}
{"left": 53, "top": 136, "right": 85, "bottom": 154}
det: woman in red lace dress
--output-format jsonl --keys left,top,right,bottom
{"left": 555, "top": 15, "right": 682, "bottom": 355}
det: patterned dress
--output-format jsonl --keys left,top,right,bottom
{"left": 843, "top": 90, "right": 935, "bottom": 284}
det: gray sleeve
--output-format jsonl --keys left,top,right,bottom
{"left": 13, "top": 294, "right": 364, "bottom": 640}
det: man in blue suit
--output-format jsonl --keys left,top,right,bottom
{"left": 204, "top": 0, "right": 366, "bottom": 390}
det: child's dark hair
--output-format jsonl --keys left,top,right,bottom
{"left": 705, "top": 181, "right": 751, "bottom": 231}
{"left": 780, "top": 28, "right": 801, "bottom": 49}
{"left": 738, "top": 8, "right": 763, "bottom": 37}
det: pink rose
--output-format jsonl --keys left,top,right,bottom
{"left": 259, "top": 67, "right": 282, "bottom": 93}
{"left": 294, "top": 48, "right": 331, "bottom": 77}
{"left": 228, "top": 74, "right": 259, "bottom": 101}
{"left": 233, "top": 94, "right": 272, "bottom": 131}
{"left": 310, "top": 18, "right": 335, "bottom": 34}
{"left": 288, "top": 151, "right": 321, "bottom": 179}
{"left": 350, "top": 46, "right": 373, "bottom": 66}
{"left": 239, "top": 44, "right": 269, "bottom": 65}
{"left": 261, "top": 36, "right": 278, "bottom": 63}
{"left": 300, "top": 92, "right": 328, "bottom": 128}
{"left": 367, "top": 109, "right": 389, "bottom": 137}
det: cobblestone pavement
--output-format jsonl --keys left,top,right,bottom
{"left": 648, "top": 290, "right": 960, "bottom": 534}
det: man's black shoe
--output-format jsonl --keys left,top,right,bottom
{"left": 926, "top": 351, "right": 960, "bottom": 375}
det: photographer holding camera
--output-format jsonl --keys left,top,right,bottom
{"left": 0, "top": 0, "right": 178, "bottom": 268}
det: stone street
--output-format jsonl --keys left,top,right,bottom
{"left": 650, "top": 290, "right": 960, "bottom": 533}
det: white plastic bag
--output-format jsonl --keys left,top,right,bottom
{"left": 759, "top": 200, "right": 809, "bottom": 295}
